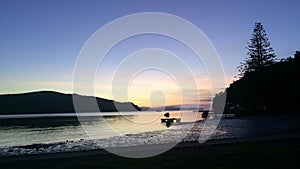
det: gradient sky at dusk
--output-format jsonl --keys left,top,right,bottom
{"left": 1, "top": 0, "right": 299, "bottom": 107}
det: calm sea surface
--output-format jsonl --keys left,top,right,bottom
{"left": 0, "top": 111, "right": 202, "bottom": 148}
{"left": 2, "top": 112, "right": 298, "bottom": 156}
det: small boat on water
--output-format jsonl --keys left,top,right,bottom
{"left": 160, "top": 118, "right": 181, "bottom": 123}
{"left": 164, "top": 112, "right": 170, "bottom": 118}
{"left": 161, "top": 118, "right": 181, "bottom": 127}
{"left": 161, "top": 112, "right": 181, "bottom": 127}
{"left": 201, "top": 111, "right": 209, "bottom": 118}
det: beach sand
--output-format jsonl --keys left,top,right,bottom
{"left": 1, "top": 130, "right": 300, "bottom": 169}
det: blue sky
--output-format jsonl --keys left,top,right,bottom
{"left": 0, "top": 0, "right": 299, "bottom": 106}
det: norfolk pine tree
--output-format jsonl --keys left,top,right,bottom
{"left": 238, "top": 22, "right": 276, "bottom": 77}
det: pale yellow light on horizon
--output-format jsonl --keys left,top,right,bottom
{"left": 2, "top": 73, "right": 234, "bottom": 108}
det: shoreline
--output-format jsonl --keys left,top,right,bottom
{"left": 1, "top": 129, "right": 299, "bottom": 163}
{"left": 1, "top": 136, "right": 299, "bottom": 169}
{"left": 1, "top": 113, "right": 300, "bottom": 169}
{"left": 1, "top": 113, "right": 299, "bottom": 157}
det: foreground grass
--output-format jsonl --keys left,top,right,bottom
{"left": 1, "top": 138, "right": 300, "bottom": 169}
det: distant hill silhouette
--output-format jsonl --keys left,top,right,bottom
{"left": 213, "top": 51, "right": 300, "bottom": 115}
{"left": 141, "top": 105, "right": 203, "bottom": 111}
{"left": 141, "top": 106, "right": 181, "bottom": 111}
{"left": 0, "top": 91, "right": 141, "bottom": 114}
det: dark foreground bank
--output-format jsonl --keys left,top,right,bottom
{"left": 1, "top": 136, "right": 299, "bottom": 169}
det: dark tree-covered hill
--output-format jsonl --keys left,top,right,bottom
{"left": 213, "top": 51, "right": 300, "bottom": 115}
{"left": 0, "top": 91, "right": 141, "bottom": 114}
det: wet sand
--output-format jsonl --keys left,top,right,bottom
{"left": 1, "top": 131, "right": 300, "bottom": 169}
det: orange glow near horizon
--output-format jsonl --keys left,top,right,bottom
{"left": 94, "top": 72, "right": 234, "bottom": 107}
{"left": 1, "top": 74, "right": 234, "bottom": 108}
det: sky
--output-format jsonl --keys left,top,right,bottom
{"left": 0, "top": 0, "right": 299, "bottom": 107}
